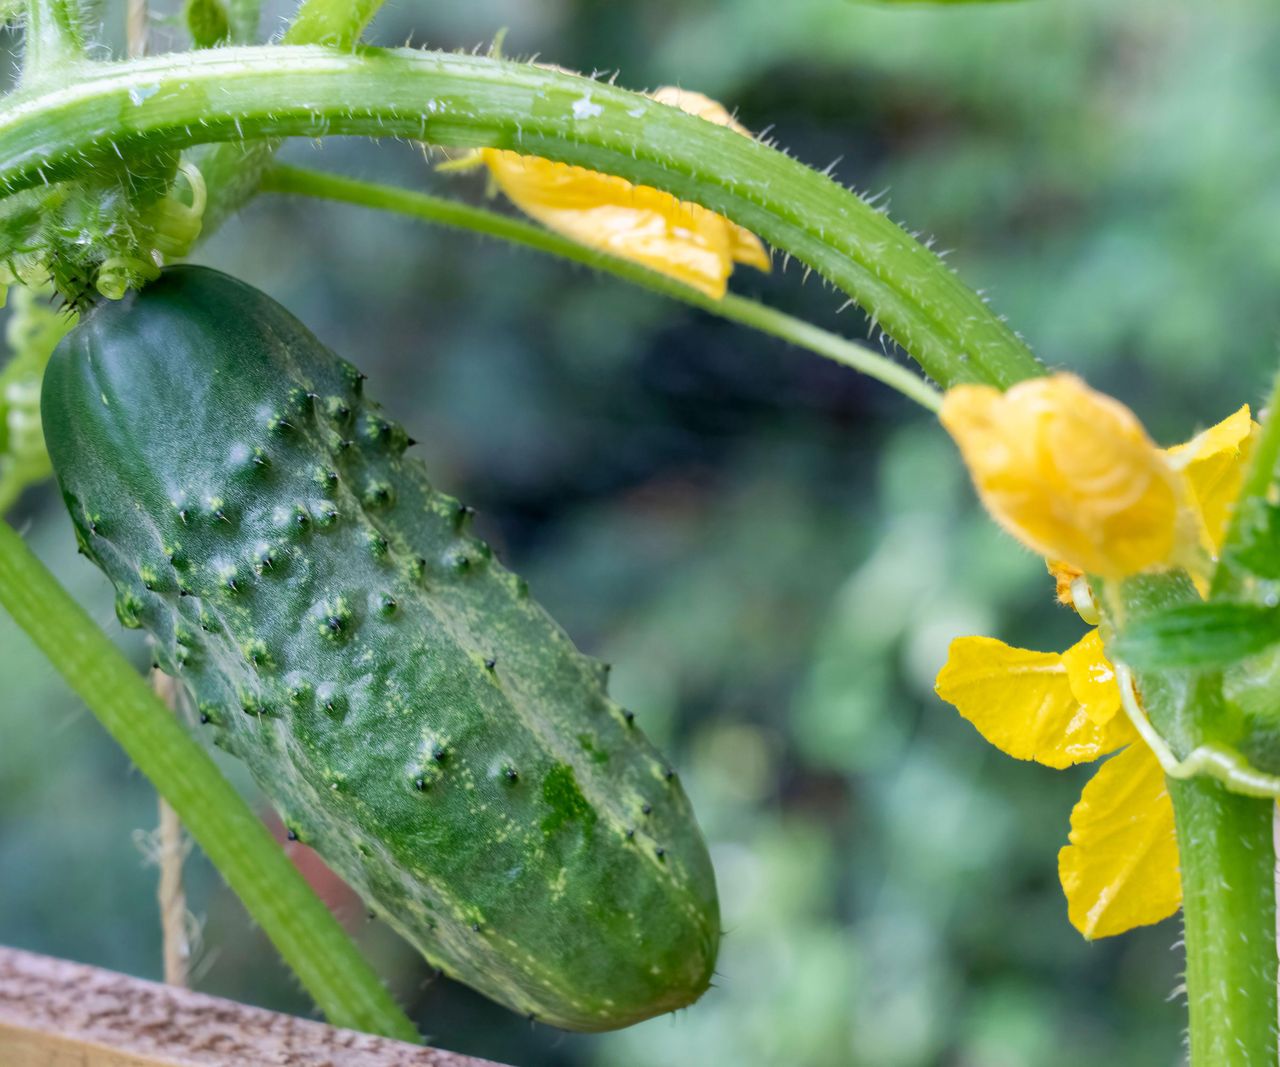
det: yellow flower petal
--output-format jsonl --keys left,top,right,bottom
{"left": 727, "top": 223, "right": 772, "bottom": 273}
{"left": 1061, "top": 630, "right": 1122, "bottom": 726}
{"left": 479, "top": 150, "right": 736, "bottom": 297}
{"left": 940, "top": 374, "right": 1186, "bottom": 579}
{"left": 1167, "top": 404, "right": 1255, "bottom": 553}
{"left": 1057, "top": 742, "right": 1181, "bottom": 939}
{"left": 646, "top": 88, "right": 769, "bottom": 272}
{"left": 935, "top": 635, "right": 1136, "bottom": 769}
{"left": 477, "top": 85, "right": 768, "bottom": 299}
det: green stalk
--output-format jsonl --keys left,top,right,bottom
{"left": 0, "top": 47, "right": 1041, "bottom": 390}
{"left": 260, "top": 164, "right": 942, "bottom": 411}
{"left": 0, "top": 520, "right": 419, "bottom": 1042}
{"left": 1115, "top": 559, "right": 1279, "bottom": 1060}
{"left": 1163, "top": 330, "right": 1280, "bottom": 1066}
{"left": 1168, "top": 776, "right": 1278, "bottom": 1065}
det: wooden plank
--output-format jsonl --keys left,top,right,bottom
{"left": 0, "top": 945, "right": 505, "bottom": 1067}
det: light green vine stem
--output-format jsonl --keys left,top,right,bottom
{"left": 1153, "top": 319, "right": 1280, "bottom": 1067}
{"left": 260, "top": 164, "right": 942, "bottom": 412}
{"left": 1115, "top": 659, "right": 1279, "bottom": 1062}
{"left": 0, "top": 47, "right": 1042, "bottom": 391}
{"left": 1168, "top": 775, "right": 1278, "bottom": 1066}
{"left": 0, "top": 521, "right": 419, "bottom": 1042}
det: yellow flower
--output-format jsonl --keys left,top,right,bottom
{"left": 466, "top": 86, "right": 770, "bottom": 299}
{"left": 936, "top": 399, "right": 1254, "bottom": 939}
{"left": 937, "top": 629, "right": 1178, "bottom": 939}
{"left": 940, "top": 375, "right": 1189, "bottom": 578}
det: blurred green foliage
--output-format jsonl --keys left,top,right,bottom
{"left": 859, "top": 0, "right": 1027, "bottom": 5}
{"left": 2, "top": 0, "right": 1276, "bottom": 1063}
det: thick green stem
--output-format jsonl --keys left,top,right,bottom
{"left": 1168, "top": 775, "right": 1278, "bottom": 1065}
{"left": 0, "top": 47, "right": 1041, "bottom": 390}
{"left": 1167, "top": 357, "right": 1280, "bottom": 1067}
{"left": 261, "top": 164, "right": 942, "bottom": 411}
{"left": 0, "top": 521, "right": 419, "bottom": 1041}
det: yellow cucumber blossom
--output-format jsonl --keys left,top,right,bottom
{"left": 944, "top": 375, "right": 1216, "bottom": 578}
{"left": 935, "top": 376, "right": 1254, "bottom": 939}
{"left": 457, "top": 85, "right": 770, "bottom": 299}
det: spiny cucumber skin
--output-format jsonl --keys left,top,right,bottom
{"left": 42, "top": 266, "right": 718, "bottom": 1032}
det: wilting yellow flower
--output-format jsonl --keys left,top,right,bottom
{"left": 466, "top": 86, "right": 770, "bottom": 299}
{"left": 936, "top": 401, "right": 1253, "bottom": 939}
{"left": 940, "top": 375, "right": 1192, "bottom": 578}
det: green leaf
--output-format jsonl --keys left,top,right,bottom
{"left": 1114, "top": 602, "right": 1280, "bottom": 670}
{"left": 853, "top": 0, "right": 1028, "bottom": 5}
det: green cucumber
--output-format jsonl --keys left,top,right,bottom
{"left": 41, "top": 265, "right": 718, "bottom": 1031}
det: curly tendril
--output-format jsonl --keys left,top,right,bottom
{"left": 95, "top": 162, "right": 208, "bottom": 300}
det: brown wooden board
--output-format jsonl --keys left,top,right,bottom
{"left": 0, "top": 945, "right": 506, "bottom": 1067}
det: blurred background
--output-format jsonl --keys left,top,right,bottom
{"left": 2, "top": 0, "right": 1276, "bottom": 1063}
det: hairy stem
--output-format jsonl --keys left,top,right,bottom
{"left": 0, "top": 521, "right": 419, "bottom": 1041}
{"left": 1168, "top": 776, "right": 1278, "bottom": 1065}
{"left": 261, "top": 164, "right": 942, "bottom": 411}
{"left": 0, "top": 47, "right": 1041, "bottom": 390}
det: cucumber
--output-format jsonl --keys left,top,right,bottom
{"left": 41, "top": 265, "right": 718, "bottom": 1031}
